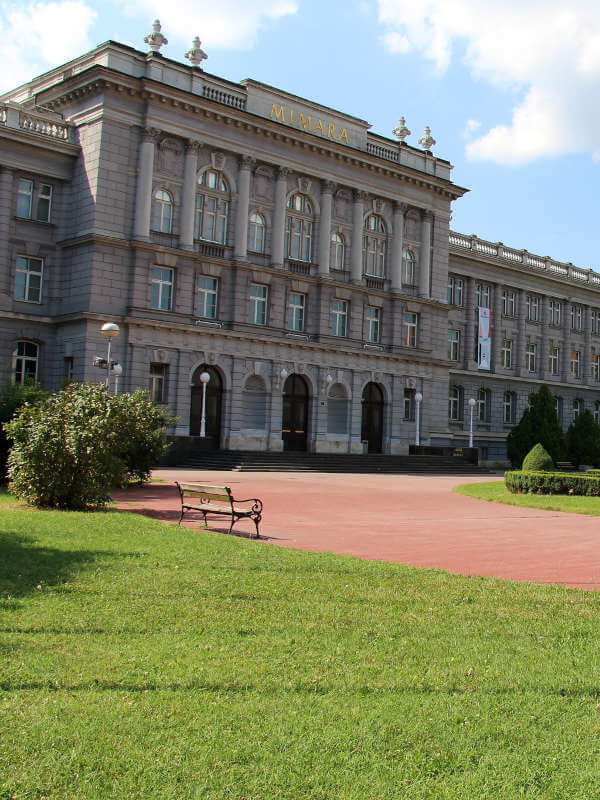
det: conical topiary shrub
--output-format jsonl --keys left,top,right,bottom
{"left": 522, "top": 443, "right": 555, "bottom": 472}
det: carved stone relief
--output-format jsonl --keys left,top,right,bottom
{"left": 404, "top": 211, "right": 420, "bottom": 240}
{"left": 156, "top": 137, "right": 182, "bottom": 175}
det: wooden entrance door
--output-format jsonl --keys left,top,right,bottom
{"left": 361, "top": 382, "right": 384, "bottom": 453}
{"left": 282, "top": 374, "right": 308, "bottom": 452}
{"left": 190, "top": 365, "right": 222, "bottom": 448}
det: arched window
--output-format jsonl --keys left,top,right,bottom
{"left": 477, "top": 388, "right": 490, "bottom": 423}
{"left": 13, "top": 341, "right": 39, "bottom": 384}
{"left": 449, "top": 386, "right": 463, "bottom": 421}
{"left": 594, "top": 401, "right": 600, "bottom": 425}
{"left": 402, "top": 248, "right": 416, "bottom": 285}
{"left": 152, "top": 189, "right": 173, "bottom": 233}
{"left": 242, "top": 375, "right": 267, "bottom": 430}
{"left": 195, "top": 170, "right": 229, "bottom": 244}
{"left": 330, "top": 232, "right": 345, "bottom": 270}
{"left": 327, "top": 382, "right": 349, "bottom": 435}
{"left": 285, "top": 193, "right": 313, "bottom": 262}
{"left": 363, "top": 214, "right": 386, "bottom": 277}
{"left": 248, "top": 212, "right": 266, "bottom": 253}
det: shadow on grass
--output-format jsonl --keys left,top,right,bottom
{"left": 0, "top": 531, "right": 109, "bottom": 602}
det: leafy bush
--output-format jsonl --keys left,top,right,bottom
{"left": 506, "top": 386, "right": 566, "bottom": 467}
{"left": 505, "top": 470, "right": 600, "bottom": 496}
{"left": 522, "top": 443, "right": 554, "bottom": 472}
{"left": 0, "top": 381, "right": 49, "bottom": 483}
{"left": 4, "top": 383, "right": 175, "bottom": 509}
{"left": 566, "top": 409, "right": 600, "bottom": 467}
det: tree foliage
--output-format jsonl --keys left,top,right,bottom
{"left": 566, "top": 409, "right": 600, "bottom": 467}
{"left": 0, "top": 381, "right": 49, "bottom": 482}
{"left": 4, "top": 383, "right": 175, "bottom": 509}
{"left": 506, "top": 385, "right": 566, "bottom": 468}
{"left": 522, "top": 443, "right": 554, "bottom": 472}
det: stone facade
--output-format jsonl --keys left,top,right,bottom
{"left": 1, "top": 40, "right": 598, "bottom": 464}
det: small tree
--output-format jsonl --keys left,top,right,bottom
{"left": 506, "top": 385, "right": 566, "bottom": 467}
{"left": 522, "top": 443, "right": 554, "bottom": 472}
{"left": 5, "top": 383, "right": 174, "bottom": 509}
{"left": 566, "top": 409, "right": 600, "bottom": 467}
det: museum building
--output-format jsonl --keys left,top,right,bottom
{"left": 2, "top": 30, "right": 600, "bottom": 464}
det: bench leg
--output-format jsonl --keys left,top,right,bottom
{"left": 228, "top": 515, "right": 235, "bottom": 535}
{"left": 178, "top": 506, "right": 184, "bottom": 526}
{"left": 253, "top": 517, "right": 260, "bottom": 539}
{"left": 201, "top": 511, "right": 208, "bottom": 528}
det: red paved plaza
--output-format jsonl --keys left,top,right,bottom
{"left": 113, "top": 470, "right": 600, "bottom": 590}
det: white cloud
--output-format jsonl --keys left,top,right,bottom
{"left": 463, "top": 119, "right": 481, "bottom": 139}
{"left": 124, "top": 0, "right": 298, "bottom": 50}
{"left": 0, "top": 1, "right": 97, "bottom": 92}
{"left": 377, "top": 0, "right": 600, "bottom": 165}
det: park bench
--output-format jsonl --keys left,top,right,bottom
{"left": 174, "top": 482, "right": 263, "bottom": 538}
{"left": 556, "top": 461, "right": 576, "bottom": 471}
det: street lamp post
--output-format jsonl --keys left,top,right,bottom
{"left": 468, "top": 397, "right": 477, "bottom": 448}
{"left": 415, "top": 391, "right": 423, "bottom": 447}
{"left": 199, "top": 371, "right": 210, "bottom": 437}
{"left": 112, "top": 363, "right": 123, "bottom": 394}
{"left": 100, "top": 323, "right": 119, "bottom": 387}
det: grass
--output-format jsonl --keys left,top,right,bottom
{"left": 454, "top": 480, "right": 600, "bottom": 516}
{"left": 2, "top": 491, "right": 600, "bottom": 799}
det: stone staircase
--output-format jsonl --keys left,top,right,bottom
{"left": 173, "top": 450, "right": 492, "bottom": 475}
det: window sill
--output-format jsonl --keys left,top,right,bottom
{"left": 194, "top": 319, "right": 222, "bottom": 328}
{"left": 15, "top": 216, "right": 54, "bottom": 227}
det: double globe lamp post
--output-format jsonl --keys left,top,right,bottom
{"left": 98, "top": 322, "right": 123, "bottom": 393}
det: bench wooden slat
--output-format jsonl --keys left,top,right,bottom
{"left": 175, "top": 481, "right": 262, "bottom": 538}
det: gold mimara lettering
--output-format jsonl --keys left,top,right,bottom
{"left": 298, "top": 113, "right": 311, "bottom": 130}
{"left": 327, "top": 122, "right": 336, "bottom": 139}
{"left": 313, "top": 119, "right": 325, "bottom": 136}
{"left": 270, "top": 104, "right": 286, "bottom": 122}
{"left": 338, "top": 128, "right": 349, "bottom": 144}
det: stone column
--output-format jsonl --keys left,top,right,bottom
{"left": 516, "top": 289, "right": 526, "bottom": 376}
{"left": 561, "top": 301, "right": 570, "bottom": 381}
{"left": 493, "top": 284, "right": 503, "bottom": 372}
{"left": 463, "top": 278, "right": 475, "bottom": 370}
{"left": 179, "top": 140, "right": 201, "bottom": 250}
{"left": 234, "top": 155, "right": 255, "bottom": 261}
{"left": 318, "top": 181, "right": 335, "bottom": 277}
{"left": 351, "top": 190, "right": 367, "bottom": 284}
{"left": 390, "top": 202, "right": 406, "bottom": 292}
{"left": 540, "top": 295, "right": 549, "bottom": 380}
{"left": 0, "top": 166, "right": 13, "bottom": 307}
{"left": 584, "top": 305, "right": 592, "bottom": 383}
{"left": 133, "top": 127, "right": 159, "bottom": 241}
{"left": 419, "top": 210, "right": 433, "bottom": 298}
{"left": 268, "top": 365, "right": 286, "bottom": 451}
{"left": 271, "top": 167, "right": 289, "bottom": 268}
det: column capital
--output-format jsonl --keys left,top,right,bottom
{"left": 142, "top": 127, "right": 161, "bottom": 143}
{"left": 421, "top": 208, "right": 434, "bottom": 222}
{"left": 277, "top": 166, "right": 290, "bottom": 180}
{"left": 185, "top": 139, "right": 203, "bottom": 154}
{"left": 393, "top": 200, "right": 408, "bottom": 215}
{"left": 353, "top": 189, "right": 369, "bottom": 203}
{"left": 321, "top": 180, "right": 337, "bottom": 194}
{"left": 239, "top": 154, "right": 256, "bottom": 170}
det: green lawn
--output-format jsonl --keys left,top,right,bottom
{"left": 2, "top": 492, "right": 600, "bottom": 799}
{"left": 454, "top": 480, "right": 600, "bottom": 515}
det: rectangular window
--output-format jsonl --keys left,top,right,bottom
{"left": 526, "top": 295, "right": 539, "bottom": 321}
{"left": 502, "top": 289, "right": 515, "bottom": 317}
{"left": 15, "top": 256, "right": 43, "bottom": 303}
{"left": 16, "top": 179, "right": 52, "bottom": 222}
{"left": 448, "top": 330, "right": 460, "bottom": 361}
{"left": 571, "top": 305, "right": 583, "bottom": 330}
{"left": 526, "top": 343, "right": 537, "bottom": 372}
{"left": 449, "top": 387, "right": 462, "bottom": 421}
{"left": 475, "top": 283, "right": 490, "bottom": 308}
{"left": 592, "top": 311, "right": 599, "bottom": 334}
{"left": 573, "top": 399, "right": 582, "bottom": 420}
{"left": 248, "top": 284, "right": 268, "bottom": 325}
{"left": 549, "top": 346, "right": 560, "bottom": 375}
{"left": 63, "top": 356, "right": 74, "bottom": 381}
{"left": 364, "top": 306, "right": 380, "bottom": 343}
{"left": 448, "top": 276, "right": 464, "bottom": 305}
{"left": 503, "top": 392, "right": 515, "bottom": 424}
{"left": 287, "top": 292, "right": 306, "bottom": 331}
{"left": 149, "top": 364, "right": 168, "bottom": 404}
{"left": 402, "top": 312, "right": 418, "bottom": 348}
{"left": 593, "top": 353, "right": 599, "bottom": 382}
{"left": 403, "top": 389, "right": 415, "bottom": 420}
{"left": 570, "top": 350, "right": 580, "bottom": 378}
{"left": 195, "top": 196, "right": 228, "bottom": 243}
{"left": 331, "top": 299, "right": 348, "bottom": 337}
{"left": 197, "top": 276, "right": 218, "bottom": 319}
{"left": 549, "top": 300, "right": 561, "bottom": 326}
{"left": 150, "top": 267, "right": 173, "bottom": 311}
{"left": 501, "top": 338, "right": 512, "bottom": 369}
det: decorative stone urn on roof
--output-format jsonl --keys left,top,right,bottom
{"left": 419, "top": 126, "right": 436, "bottom": 152}
{"left": 392, "top": 116, "right": 411, "bottom": 143}
{"left": 185, "top": 37, "right": 208, "bottom": 69}
{"left": 144, "top": 20, "right": 168, "bottom": 53}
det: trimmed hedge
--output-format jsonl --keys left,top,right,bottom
{"left": 586, "top": 469, "right": 600, "bottom": 476}
{"left": 505, "top": 470, "right": 600, "bottom": 496}
{"left": 522, "top": 443, "right": 554, "bottom": 472}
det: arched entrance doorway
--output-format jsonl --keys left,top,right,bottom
{"left": 282, "top": 374, "right": 309, "bottom": 452}
{"left": 361, "top": 382, "right": 384, "bottom": 453}
{"left": 190, "top": 365, "right": 222, "bottom": 448}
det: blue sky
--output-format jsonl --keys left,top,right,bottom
{"left": 3, "top": 0, "right": 600, "bottom": 270}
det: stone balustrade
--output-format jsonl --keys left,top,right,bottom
{"left": 450, "top": 230, "right": 600, "bottom": 288}
{"left": 0, "top": 103, "right": 73, "bottom": 142}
